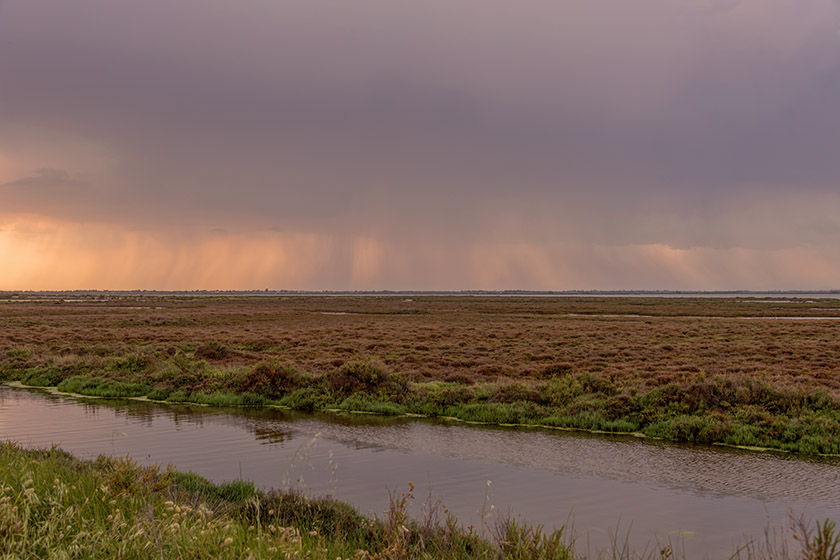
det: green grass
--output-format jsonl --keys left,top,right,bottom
{"left": 278, "top": 387, "right": 327, "bottom": 412}
{"left": 20, "top": 367, "right": 65, "bottom": 387}
{"left": 0, "top": 442, "right": 575, "bottom": 559}
{"left": 13, "top": 345, "right": 840, "bottom": 456}
{"left": 188, "top": 391, "right": 268, "bottom": 408}
{"left": 1, "top": 442, "right": 838, "bottom": 559}
{"left": 0, "top": 442, "right": 302, "bottom": 559}
{"left": 338, "top": 395, "right": 406, "bottom": 416}
{"left": 443, "top": 402, "right": 543, "bottom": 424}
{"left": 543, "top": 411, "right": 617, "bottom": 432}
{"left": 173, "top": 471, "right": 258, "bottom": 504}
{"left": 56, "top": 375, "right": 150, "bottom": 398}
{"left": 27, "top": 368, "right": 840, "bottom": 455}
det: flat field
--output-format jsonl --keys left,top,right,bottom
{"left": 2, "top": 294, "right": 840, "bottom": 454}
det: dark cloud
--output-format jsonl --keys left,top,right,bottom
{"left": 1, "top": 0, "right": 839, "bottom": 261}
{"left": 4, "top": 168, "right": 83, "bottom": 189}
{"left": 1, "top": 168, "right": 99, "bottom": 218}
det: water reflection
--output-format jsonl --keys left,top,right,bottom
{"left": 6, "top": 386, "right": 840, "bottom": 503}
{"left": 1, "top": 385, "right": 839, "bottom": 557}
{"left": 241, "top": 420, "right": 290, "bottom": 446}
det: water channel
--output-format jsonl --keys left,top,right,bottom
{"left": 2, "top": 385, "right": 839, "bottom": 557}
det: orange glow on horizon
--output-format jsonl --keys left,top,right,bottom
{"left": 1, "top": 216, "right": 839, "bottom": 291}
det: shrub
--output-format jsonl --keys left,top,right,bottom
{"left": 146, "top": 385, "right": 172, "bottom": 401}
{"left": 488, "top": 382, "right": 542, "bottom": 404}
{"left": 21, "top": 367, "right": 64, "bottom": 387}
{"left": 5, "top": 347, "right": 32, "bottom": 360}
{"left": 194, "top": 341, "right": 229, "bottom": 360}
{"left": 443, "top": 372, "right": 475, "bottom": 385}
{"left": 326, "top": 359, "right": 391, "bottom": 397}
{"left": 239, "top": 392, "right": 268, "bottom": 407}
{"left": 279, "top": 387, "right": 328, "bottom": 412}
{"left": 109, "top": 353, "right": 151, "bottom": 373}
{"left": 644, "top": 414, "right": 730, "bottom": 444}
{"left": 603, "top": 393, "right": 639, "bottom": 419}
{"left": 160, "top": 352, "right": 208, "bottom": 389}
{"left": 540, "top": 377, "right": 584, "bottom": 406}
{"left": 577, "top": 373, "right": 617, "bottom": 396}
{"left": 412, "top": 382, "right": 474, "bottom": 411}
{"left": 380, "top": 373, "right": 411, "bottom": 403}
{"left": 540, "top": 362, "right": 574, "bottom": 378}
{"left": 239, "top": 361, "right": 301, "bottom": 398}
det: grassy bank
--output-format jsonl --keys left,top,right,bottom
{"left": 8, "top": 360, "right": 840, "bottom": 456}
{"left": 1, "top": 442, "right": 838, "bottom": 559}
{"left": 0, "top": 441, "right": 573, "bottom": 559}
{"left": 3, "top": 295, "right": 840, "bottom": 455}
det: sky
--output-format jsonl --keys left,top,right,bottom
{"left": 1, "top": 0, "right": 840, "bottom": 291}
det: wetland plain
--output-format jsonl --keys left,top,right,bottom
{"left": 2, "top": 293, "right": 840, "bottom": 558}
{"left": 3, "top": 293, "right": 840, "bottom": 454}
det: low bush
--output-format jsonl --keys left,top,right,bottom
{"left": 194, "top": 341, "right": 229, "bottom": 360}
{"left": 146, "top": 385, "right": 172, "bottom": 400}
{"left": 644, "top": 414, "right": 730, "bottom": 444}
{"left": 20, "top": 367, "right": 65, "bottom": 387}
{"left": 488, "top": 382, "right": 542, "bottom": 404}
{"left": 238, "top": 361, "right": 301, "bottom": 398}
{"left": 540, "top": 376, "right": 584, "bottom": 406}
{"left": 166, "top": 389, "right": 191, "bottom": 402}
{"left": 109, "top": 352, "right": 152, "bottom": 373}
{"left": 326, "top": 359, "right": 392, "bottom": 397}
{"left": 279, "top": 387, "right": 329, "bottom": 412}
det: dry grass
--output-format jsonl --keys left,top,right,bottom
{"left": 1, "top": 294, "right": 839, "bottom": 394}
{"left": 3, "top": 294, "right": 840, "bottom": 453}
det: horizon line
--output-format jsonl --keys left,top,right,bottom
{"left": 2, "top": 289, "right": 839, "bottom": 296}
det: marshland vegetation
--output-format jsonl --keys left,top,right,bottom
{"left": 2, "top": 294, "right": 840, "bottom": 455}
{"left": 2, "top": 441, "right": 839, "bottom": 559}
{"left": 0, "top": 441, "right": 579, "bottom": 559}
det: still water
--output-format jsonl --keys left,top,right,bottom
{"left": 2, "top": 385, "right": 839, "bottom": 557}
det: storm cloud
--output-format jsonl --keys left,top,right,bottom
{"left": 1, "top": 0, "right": 839, "bottom": 289}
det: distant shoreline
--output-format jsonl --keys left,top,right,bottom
{"left": 3, "top": 289, "right": 840, "bottom": 297}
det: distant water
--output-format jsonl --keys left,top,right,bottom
{"left": 515, "top": 292, "right": 840, "bottom": 299}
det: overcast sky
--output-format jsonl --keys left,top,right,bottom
{"left": 2, "top": 0, "right": 839, "bottom": 290}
